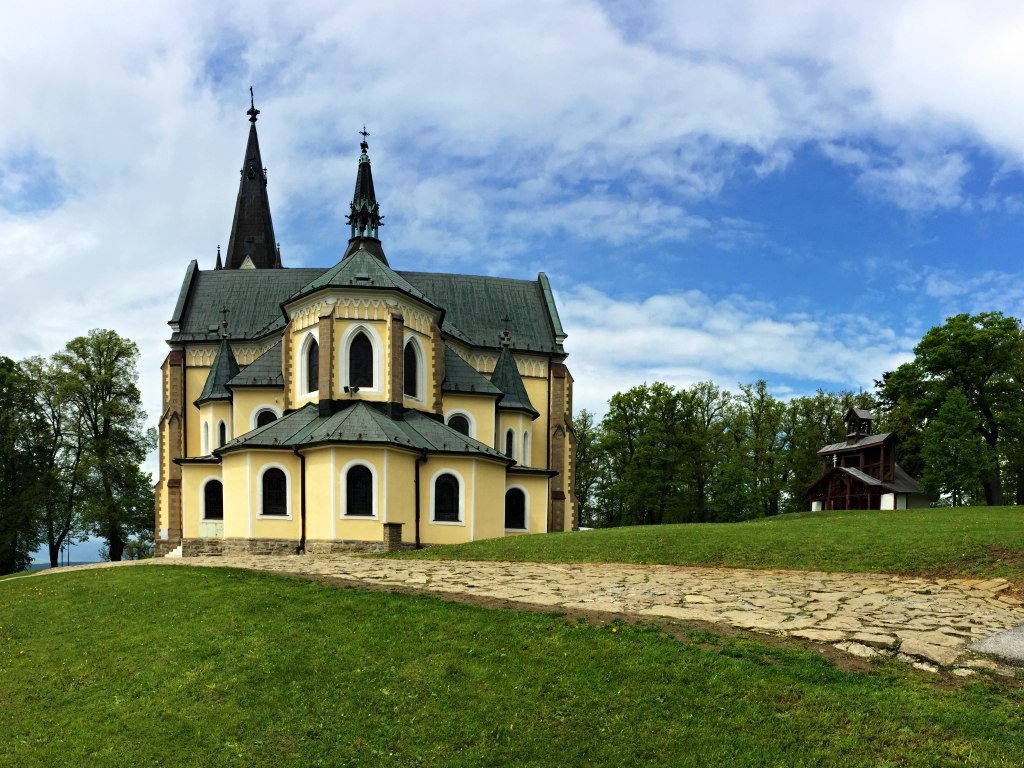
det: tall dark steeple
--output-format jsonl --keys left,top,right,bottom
{"left": 224, "top": 88, "right": 279, "bottom": 269}
{"left": 343, "top": 127, "right": 387, "bottom": 264}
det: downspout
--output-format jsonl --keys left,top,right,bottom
{"left": 414, "top": 449, "right": 428, "bottom": 549}
{"left": 293, "top": 446, "right": 306, "bottom": 554}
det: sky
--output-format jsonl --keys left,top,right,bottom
{"left": 6, "top": 1, "right": 1024, "bottom": 562}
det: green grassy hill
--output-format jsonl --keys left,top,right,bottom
{"left": 2, "top": 564, "right": 1023, "bottom": 767}
{"left": 395, "top": 507, "right": 1024, "bottom": 584}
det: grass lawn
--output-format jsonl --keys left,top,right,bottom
{"left": 2, "top": 565, "right": 1023, "bottom": 767}
{"left": 393, "top": 506, "right": 1024, "bottom": 584}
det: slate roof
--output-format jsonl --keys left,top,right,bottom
{"left": 224, "top": 105, "right": 277, "bottom": 270}
{"left": 218, "top": 401, "right": 511, "bottom": 462}
{"left": 490, "top": 344, "right": 539, "bottom": 418}
{"left": 442, "top": 346, "right": 502, "bottom": 395}
{"left": 400, "top": 271, "right": 564, "bottom": 353}
{"left": 170, "top": 265, "right": 323, "bottom": 342}
{"left": 195, "top": 338, "right": 239, "bottom": 405}
{"left": 228, "top": 340, "right": 283, "bottom": 388}
{"left": 848, "top": 407, "right": 875, "bottom": 420}
{"left": 289, "top": 243, "right": 437, "bottom": 309}
{"left": 817, "top": 432, "right": 895, "bottom": 455}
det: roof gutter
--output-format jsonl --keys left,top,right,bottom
{"left": 293, "top": 445, "right": 307, "bottom": 555}
{"left": 414, "top": 449, "right": 428, "bottom": 549}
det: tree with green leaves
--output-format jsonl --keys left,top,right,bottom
{"left": 53, "top": 330, "right": 153, "bottom": 561}
{"left": 920, "top": 389, "right": 991, "bottom": 506}
{"left": 0, "top": 357, "right": 43, "bottom": 574}
{"left": 879, "top": 312, "right": 1024, "bottom": 505}
{"left": 571, "top": 409, "right": 603, "bottom": 528}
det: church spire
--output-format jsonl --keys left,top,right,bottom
{"left": 342, "top": 129, "right": 385, "bottom": 264}
{"left": 224, "top": 88, "right": 279, "bottom": 269}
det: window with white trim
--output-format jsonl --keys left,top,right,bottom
{"left": 433, "top": 473, "right": 460, "bottom": 523}
{"left": 203, "top": 479, "right": 224, "bottom": 521}
{"left": 447, "top": 414, "right": 470, "bottom": 436}
{"left": 403, "top": 340, "right": 419, "bottom": 398}
{"left": 349, "top": 331, "right": 373, "bottom": 389}
{"left": 262, "top": 467, "right": 287, "bottom": 516}
{"left": 505, "top": 488, "right": 526, "bottom": 530}
{"left": 346, "top": 464, "right": 374, "bottom": 516}
{"left": 504, "top": 428, "right": 515, "bottom": 459}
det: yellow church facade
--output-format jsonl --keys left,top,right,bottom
{"left": 153, "top": 101, "right": 577, "bottom": 556}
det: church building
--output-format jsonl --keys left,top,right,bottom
{"left": 807, "top": 408, "right": 930, "bottom": 511}
{"left": 153, "top": 97, "right": 577, "bottom": 556}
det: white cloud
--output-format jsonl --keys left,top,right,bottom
{"left": 559, "top": 284, "right": 916, "bottom": 417}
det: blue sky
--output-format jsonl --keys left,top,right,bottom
{"left": 6, "top": 1, "right": 1024, "bottom": 561}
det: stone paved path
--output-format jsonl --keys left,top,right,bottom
{"left": 27, "top": 555, "right": 1024, "bottom": 672}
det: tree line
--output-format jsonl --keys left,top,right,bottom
{"left": 574, "top": 312, "right": 1024, "bottom": 526}
{"left": 0, "top": 330, "right": 153, "bottom": 574}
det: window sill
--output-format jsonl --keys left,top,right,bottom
{"left": 430, "top": 519, "right": 465, "bottom": 526}
{"left": 257, "top": 514, "right": 293, "bottom": 520}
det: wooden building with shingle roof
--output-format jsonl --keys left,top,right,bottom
{"left": 154, "top": 100, "right": 577, "bottom": 556}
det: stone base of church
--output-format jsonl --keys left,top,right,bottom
{"left": 154, "top": 538, "right": 181, "bottom": 557}
{"left": 179, "top": 536, "right": 417, "bottom": 557}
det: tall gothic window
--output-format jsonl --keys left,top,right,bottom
{"left": 404, "top": 341, "right": 418, "bottom": 398}
{"left": 349, "top": 332, "right": 373, "bottom": 388}
{"left": 218, "top": 421, "right": 227, "bottom": 448}
{"left": 306, "top": 338, "right": 320, "bottom": 393}
{"left": 262, "top": 468, "right": 287, "bottom": 516}
{"left": 346, "top": 465, "right": 373, "bottom": 516}
{"left": 505, "top": 429, "right": 515, "bottom": 459}
{"left": 204, "top": 480, "right": 224, "bottom": 521}
{"left": 434, "top": 473, "right": 460, "bottom": 522}
{"left": 505, "top": 488, "right": 526, "bottom": 530}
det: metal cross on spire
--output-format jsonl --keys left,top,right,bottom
{"left": 247, "top": 86, "right": 260, "bottom": 123}
{"left": 220, "top": 306, "right": 231, "bottom": 337}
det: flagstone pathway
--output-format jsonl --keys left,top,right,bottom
{"left": 28, "top": 554, "right": 1024, "bottom": 674}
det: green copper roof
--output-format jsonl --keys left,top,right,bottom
{"left": 400, "top": 271, "right": 563, "bottom": 353}
{"left": 195, "top": 338, "right": 240, "bottom": 405}
{"left": 228, "top": 340, "right": 283, "bottom": 388}
{"left": 218, "top": 401, "right": 509, "bottom": 462}
{"left": 490, "top": 343, "right": 539, "bottom": 418}
{"left": 442, "top": 345, "right": 501, "bottom": 396}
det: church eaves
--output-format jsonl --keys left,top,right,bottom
{"left": 224, "top": 89, "right": 279, "bottom": 270}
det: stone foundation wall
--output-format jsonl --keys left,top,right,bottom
{"left": 154, "top": 538, "right": 181, "bottom": 557}
{"left": 181, "top": 537, "right": 417, "bottom": 557}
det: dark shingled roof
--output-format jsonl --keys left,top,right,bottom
{"left": 228, "top": 340, "right": 283, "bottom": 388}
{"left": 810, "top": 464, "right": 922, "bottom": 495}
{"left": 491, "top": 344, "right": 539, "bottom": 419}
{"left": 818, "top": 432, "right": 895, "bottom": 455}
{"left": 224, "top": 109, "right": 277, "bottom": 270}
{"left": 195, "top": 338, "right": 240, "bottom": 405}
{"left": 170, "top": 266, "right": 323, "bottom": 342}
{"left": 218, "top": 402, "right": 510, "bottom": 462}
{"left": 442, "top": 346, "right": 502, "bottom": 396}
{"left": 289, "top": 244, "right": 436, "bottom": 308}
{"left": 400, "top": 271, "right": 564, "bottom": 353}
{"left": 169, "top": 265, "right": 564, "bottom": 355}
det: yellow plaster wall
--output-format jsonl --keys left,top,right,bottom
{"left": 523, "top": 376, "right": 550, "bottom": 467}
{"left": 184, "top": 366, "right": 210, "bottom": 457}
{"left": 505, "top": 474, "right": 550, "bottom": 534}
{"left": 181, "top": 463, "right": 224, "bottom": 538}
{"left": 232, "top": 389, "right": 285, "bottom": 435}
{"left": 419, "top": 456, "right": 508, "bottom": 545}
{"left": 441, "top": 393, "right": 497, "bottom": 446}
{"left": 219, "top": 450, "right": 302, "bottom": 541}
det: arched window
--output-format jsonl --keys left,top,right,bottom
{"left": 505, "top": 488, "right": 526, "bottom": 530}
{"left": 203, "top": 480, "right": 224, "bottom": 521}
{"left": 202, "top": 422, "right": 210, "bottom": 454}
{"left": 448, "top": 414, "right": 470, "bottom": 436}
{"left": 256, "top": 409, "right": 277, "bottom": 428}
{"left": 522, "top": 431, "right": 530, "bottom": 467}
{"left": 404, "top": 341, "right": 418, "bottom": 398}
{"left": 262, "top": 468, "right": 287, "bottom": 516}
{"left": 306, "top": 338, "right": 320, "bottom": 393}
{"left": 505, "top": 428, "right": 515, "bottom": 459}
{"left": 434, "top": 473, "right": 460, "bottom": 522}
{"left": 349, "top": 332, "right": 373, "bottom": 388}
{"left": 346, "top": 465, "right": 373, "bottom": 516}
{"left": 217, "top": 421, "right": 227, "bottom": 448}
